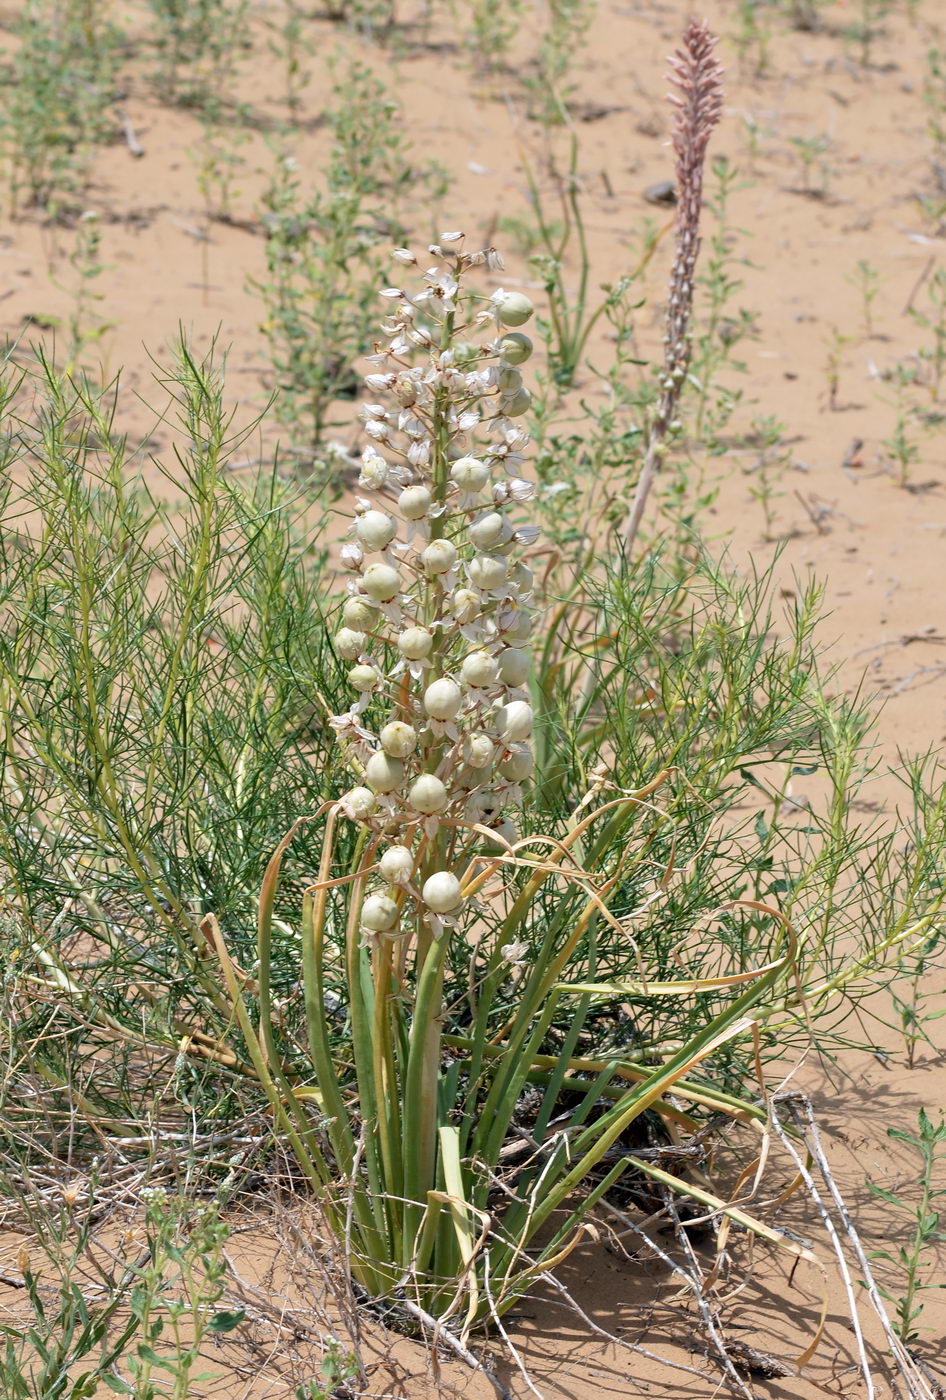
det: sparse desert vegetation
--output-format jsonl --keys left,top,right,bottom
{"left": 0, "top": 2, "right": 944, "bottom": 1397}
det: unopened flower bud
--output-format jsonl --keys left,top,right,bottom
{"left": 343, "top": 596, "right": 379, "bottom": 630}
{"left": 501, "top": 387, "right": 532, "bottom": 417}
{"left": 362, "top": 563, "right": 401, "bottom": 602}
{"left": 461, "top": 650, "right": 500, "bottom": 688}
{"left": 450, "top": 457, "right": 490, "bottom": 492}
{"left": 380, "top": 844, "right": 414, "bottom": 884}
{"left": 499, "top": 744, "right": 534, "bottom": 781}
{"left": 468, "top": 554, "right": 508, "bottom": 591}
{"left": 424, "top": 677, "right": 462, "bottom": 720}
{"left": 422, "top": 539, "right": 458, "bottom": 575}
{"left": 451, "top": 588, "right": 481, "bottom": 623}
{"left": 355, "top": 510, "right": 397, "bottom": 551}
{"left": 380, "top": 720, "right": 417, "bottom": 757}
{"left": 361, "top": 893, "right": 399, "bottom": 932}
{"left": 497, "top": 366, "right": 522, "bottom": 394}
{"left": 365, "top": 751, "right": 405, "bottom": 793}
{"left": 398, "top": 626, "right": 433, "bottom": 660}
{"left": 349, "top": 663, "right": 380, "bottom": 693}
{"left": 497, "top": 647, "right": 530, "bottom": 686}
{"left": 469, "top": 511, "right": 511, "bottom": 551}
{"left": 497, "top": 699, "right": 533, "bottom": 742}
{"left": 335, "top": 628, "right": 365, "bottom": 661}
{"left": 340, "top": 786, "right": 376, "bottom": 820}
{"left": 498, "top": 332, "right": 533, "bottom": 364}
{"left": 496, "top": 291, "right": 535, "bottom": 327}
{"left": 465, "top": 732, "right": 495, "bottom": 768}
{"left": 422, "top": 871, "right": 463, "bottom": 913}
{"left": 399, "top": 484, "right": 432, "bottom": 520}
{"left": 409, "top": 773, "right": 449, "bottom": 813}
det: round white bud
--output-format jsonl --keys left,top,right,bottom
{"left": 464, "top": 732, "right": 495, "bottom": 769}
{"left": 361, "top": 563, "right": 401, "bottom": 602}
{"left": 450, "top": 457, "right": 490, "bottom": 492}
{"left": 498, "top": 332, "right": 533, "bottom": 364}
{"left": 422, "top": 871, "right": 463, "bottom": 914}
{"left": 409, "top": 773, "right": 449, "bottom": 814}
{"left": 468, "top": 554, "right": 508, "bottom": 591}
{"left": 499, "top": 744, "right": 534, "bottom": 781}
{"left": 497, "top": 291, "right": 535, "bottom": 327}
{"left": 422, "top": 539, "right": 458, "bottom": 575}
{"left": 348, "top": 663, "right": 380, "bottom": 693}
{"left": 497, "top": 647, "right": 530, "bottom": 686}
{"left": 469, "top": 512, "right": 511, "bottom": 552}
{"left": 379, "top": 721, "right": 417, "bottom": 757}
{"left": 361, "top": 893, "right": 399, "bottom": 932}
{"left": 497, "top": 366, "right": 522, "bottom": 394}
{"left": 355, "top": 510, "right": 397, "bottom": 551}
{"left": 461, "top": 650, "right": 500, "bottom": 689}
{"left": 335, "top": 628, "right": 365, "bottom": 660}
{"left": 398, "top": 626, "right": 433, "bottom": 660}
{"left": 451, "top": 588, "right": 481, "bottom": 623}
{"left": 497, "top": 699, "right": 533, "bottom": 742}
{"left": 343, "top": 596, "right": 379, "bottom": 630}
{"left": 340, "top": 786, "right": 375, "bottom": 820}
{"left": 399, "top": 485, "right": 432, "bottom": 520}
{"left": 365, "top": 751, "right": 405, "bottom": 793}
{"left": 379, "top": 844, "right": 414, "bottom": 885}
{"left": 501, "top": 387, "right": 532, "bottom": 417}
{"left": 424, "top": 677, "right": 463, "bottom": 720}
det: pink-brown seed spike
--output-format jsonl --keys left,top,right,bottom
{"left": 621, "top": 19, "right": 724, "bottom": 550}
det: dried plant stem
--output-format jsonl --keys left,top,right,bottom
{"left": 770, "top": 1095, "right": 940, "bottom": 1400}
{"left": 622, "top": 19, "right": 724, "bottom": 550}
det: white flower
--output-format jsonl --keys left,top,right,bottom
{"left": 496, "top": 699, "right": 533, "bottom": 742}
{"left": 361, "top": 894, "right": 399, "bottom": 931}
{"left": 422, "top": 539, "right": 458, "bottom": 576}
{"left": 340, "top": 541, "right": 364, "bottom": 570}
{"left": 497, "top": 647, "right": 530, "bottom": 686}
{"left": 379, "top": 720, "right": 417, "bottom": 757}
{"left": 499, "top": 745, "right": 534, "bottom": 781}
{"left": 469, "top": 511, "right": 511, "bottom": 552}
{"left": 464, "top": 732, "right": 495, "bottom": 769}
{"left": 493, "top": 289, "right": 535, "bottom": 327}
{"left": 339, "top": 786, "right": 376, "bottom": 821}
{"left": 392, "top": 248, "right": 416, "bottom": 264}
{"left": 460, "top": 650, "right": 499, "bottom": 689}
{"left": 380, "top": 844, "right": 415, "bottom": 884}
{"left": 424, "top": 677, "right": 462, "bottom": 720}
{"left": 439, "top": 230, "right": 464, "bottom": 245}
{"left": 342, "top": 596, "right": 379, "bottom": 630}
{"left": 497, "top": 332, "right": 533, "bottom": 364}
{"left": 361, "top": 563, "right": 401, "bottom": 602}
{"left": 365, "top": 751, "right": 405, "bottom": 793}
{"left": 365, "top": 372, "right": 396, "bottom": 392}
{"left": 399, "top": 484, "right": 433, "bottom": 520}
{"left": 398, "top": 626, "right": 433, "bottom": 660}
{"left": 349, "top": 663, "right": 381, "bottom": 693}
{"left": 450, "top": 588, "right": 482, "bottom": 624}
{"left": 335, "top": 628, "right": 365, "bottom": 661}
{"left": 356, "top": 510, "right": 398, "bottom": 552}
{"left": 468, "top": 554, "right": 508, "bottom": 592}
{"left": 422, "top": 871, "right": 463, "bottom": 913}
{"left": 409, "top": 773, "right": 449, "bottom": 814}
{"left": 358, "top": 447, "right": 389, "bottom": 490}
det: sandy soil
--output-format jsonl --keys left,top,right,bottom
{"left": 1, "top": 0, "right": 944, "bottom": 1394}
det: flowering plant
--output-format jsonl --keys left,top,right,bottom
{"left": 204, "top": 235, "right": 814, "bottom": 1336}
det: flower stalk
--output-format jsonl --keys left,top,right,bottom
{"left": 621, "top": 18, "right": 724, "bottom": 549}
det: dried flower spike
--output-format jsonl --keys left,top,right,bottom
{"left": 622, "top": 18, "right": 724, "bottom": 548}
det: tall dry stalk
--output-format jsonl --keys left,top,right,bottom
{"left": 621, "top": 18, "right": 724, "bottom": 548}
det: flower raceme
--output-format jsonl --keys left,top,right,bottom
{"left": 329, "top": 236, "right": 539, "bottom": 945}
